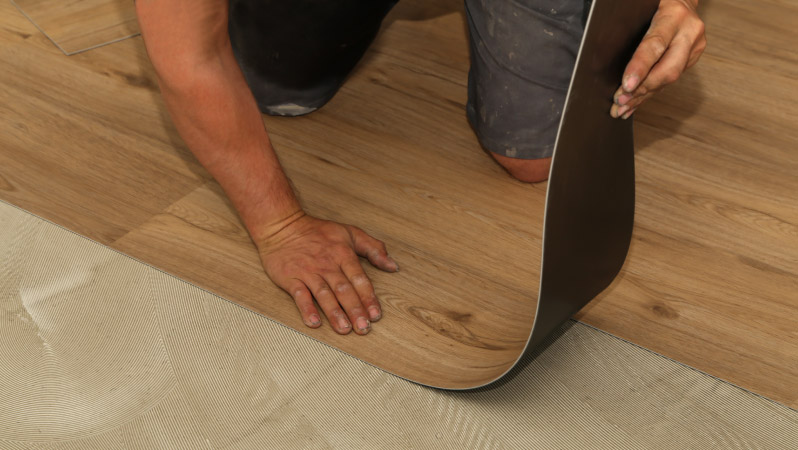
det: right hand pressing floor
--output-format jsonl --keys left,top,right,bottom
{"left": 255, "top": 212, "right": 399, "bottom": 335}
{"left": 136, "top": 0, "right": 397, "bottom": 335}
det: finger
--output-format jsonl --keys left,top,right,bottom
{"left": 340, "top": 258, "right": 382, "bottom": 321}
{"left": 272, "top": 276, "right": 322, "bottom": 328}
{"left": 289, "top": 280, "right": 322, "bottom": 328}
{"left": 322, "top": 271, "right": 371, "bottom": 335}
{"left": 614, "top": 87, "right": 635, "bottom": 107}
{"left": 612, "top": 89, "right": 654, "bottom": 118}
{"left": 634, "top": 34, "right": 693, "bottom": 97}
{"left": 615, "top": 34, "right": 692, "bottom": 117}
{"left": 618, "top": 91, "right": 655, "bottom": 116}
{"left": 610, "top": 102, "right": 626, "bottom": 119}
{"left": 686, "top": 35, "right": 707, "bottom": 69}
{"left": 621, "top": 11, "right": 682, "bottom": 93}
{"left": 305, "top": 275, "right": 352, "bottom": 334}
{"left": 611, "top": 87, "right": 632, "bottom": 117}
{"left": 348, "top": 226, "right": 399, "bottom": 272}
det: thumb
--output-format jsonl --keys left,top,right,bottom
{"left": 347, "top": 226, "right": 399, "bottom": 272}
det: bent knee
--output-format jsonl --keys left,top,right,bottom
{"left": 490, "top": 152, "right": 552, "bottom": 183}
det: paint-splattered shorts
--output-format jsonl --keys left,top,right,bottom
{"left": 465, "top": 0, "right": 589, "bottom": 159}
{"left": 229, "top": 0, "right": 589, "bottom": 160}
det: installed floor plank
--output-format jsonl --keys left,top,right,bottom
{"left": 1, "top": 0, "right": 796, "bottom": 399}
{"left": 12, "top": 0, "right": 139, "bottom": 55}
{"left": 0, "top": 5, "right": 208, "bottom": 244}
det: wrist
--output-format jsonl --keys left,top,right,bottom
{"left": 249, "top": 207, "right": 306, "bottom": 247}
{"left": 240, "top": 171, "right": 305, "bottom": 244}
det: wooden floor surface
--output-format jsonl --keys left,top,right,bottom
{"left": 1, "top": 0, "right": 796, "bottom": 400}
{"left": 12, "top": 0, "right": 138, "bottom": 55}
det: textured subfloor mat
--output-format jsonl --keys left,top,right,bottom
{"left": 11, "top": 0, "right": 139, "bottom": 55}
{"left": 2, "top": 203, "right": 797, "bottom": 448}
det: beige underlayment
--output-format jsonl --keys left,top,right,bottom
{"left": 2, "top": 202, "right": 797, "bottom": 448}
{"left": 11, "top": 0, "right": 139, "bottom": 55}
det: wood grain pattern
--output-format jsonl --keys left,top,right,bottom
{"left": 12, "top": 0, "right": 139, "bottom": 55}
{"left": 0, "top": 0, "right": 796, "bottom": 400}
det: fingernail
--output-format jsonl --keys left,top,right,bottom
{"left": 339, "top": 317, "right": 351, "bottom": 330}
{"left": 368, "top": 305, "right": 382, "bottom": 321}
{"left": 308, "top": 314, "right": 321, "bottom": 326}
{"left": 624, "top": 75, "right": 639, "bottom": 92}
{"left": 356, "top": 317, "right": 370, "bottom": 332}
{"left": 617, "top": 105, "right": 630, "bottom": 117}
{"left": 622, "top": 109, "right": 636, "bottom": 120}
{"left": 387, "top": 256, "right": 399, "bottom": 272}
{"left": 617, "top": 94, "right": 632, "bottom": 105}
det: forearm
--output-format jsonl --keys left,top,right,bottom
{"left": 158, "top": 60, "right": 303, "bottom": 241}
{"left": 137, "top": 0, "right": 302, "bottom": 242}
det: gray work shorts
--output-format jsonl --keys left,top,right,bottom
{"left": 230, "top": 0, "right": 589, "bottom": 160}
{"left": 465, "top": 0, "right": 589, "bottom": 159}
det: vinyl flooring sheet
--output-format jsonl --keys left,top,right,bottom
{"left": 2, "top": 200, "right": 798, "bottom": 448}
{"left": 14, "top": 0, "right": 657, "bottom": 389}
{"left": 11, "top": 0, "right": 139, "bottom": 55}
{"left": 2, "top": 0, "right": 797, "bottom": 406}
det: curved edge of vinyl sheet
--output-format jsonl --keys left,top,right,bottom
{"left": 449, "top": 0, "right": 661, "bottom": 391}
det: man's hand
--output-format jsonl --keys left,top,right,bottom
{"left": 137, "top": 0, "right": 396, "bottom": 336}
{"left": 256, "top": 212, "right": 399, "bottom": 335}
{"left": 610, "top": 0, "right": 706, "bottom": 119}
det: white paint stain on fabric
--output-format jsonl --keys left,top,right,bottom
{"left": 266, "top": 103, "right": 317, "bottom": 116}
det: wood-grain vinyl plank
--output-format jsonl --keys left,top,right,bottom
{"left": 12, "top": 0, "right": 139, "bottom": 55}
{"left": 0, "top": 19, "right": 208, "bottom": 244}
{"left": 110, "top": 10, "right": 544, "bottom": 386}
{"left": 1, "top": 0, "right": 796, "bottom": 399}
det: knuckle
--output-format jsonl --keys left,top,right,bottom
{"left": 662, "top": 70, "right": 680, "bottom": 85}
{"left": 644, "top": 34, "right": 668, "bottom": 57}
{"left": 334, "top": 282, "right": 352, "bottom": 294}
{"left": 351, "top": 273, "right": 370, "bottom": 286}
{"left": 694, "top": 20, "right": 706, "bottom": 37}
